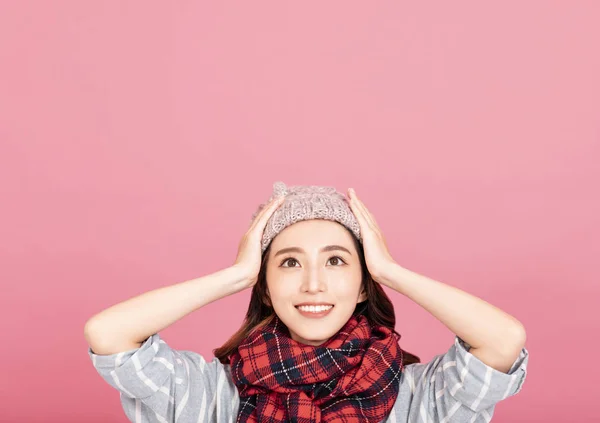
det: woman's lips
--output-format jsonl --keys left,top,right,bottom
{"left": 295, "top": 306, "right": 334, "bottom": 318}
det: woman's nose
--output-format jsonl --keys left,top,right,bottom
{"left": 302, "top": 268, "right": 326, "bottom": 292}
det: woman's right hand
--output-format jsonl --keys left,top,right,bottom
{"left": 232, "top": 195, "right": 285, "bottom": 288}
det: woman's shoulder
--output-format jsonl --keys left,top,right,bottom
{"left": 384, "top": 336, "right": 529, "bottom": 422}
{"left": 88, "top": 333, "right": 241, "bottom": 421}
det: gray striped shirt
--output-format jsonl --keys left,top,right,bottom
{"left": 88, "top": 333, "right": 528, "bottom": 422}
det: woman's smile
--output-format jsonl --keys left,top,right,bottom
{"left": 295, "top": 304, "right": 334, "bottom": 318}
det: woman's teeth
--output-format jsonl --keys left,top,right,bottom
{"left": 296, "top": 305, "right": 333, "bottom": 313}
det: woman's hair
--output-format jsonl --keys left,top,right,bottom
{"left": 213, "top": 226, "right": 421, "bottom": 367}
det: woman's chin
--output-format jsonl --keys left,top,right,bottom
{"left": 292, "top": 334, "right": 330, "bottom": 346}
{"left": 288, "top": 324, "right": 341, "bottom": 345}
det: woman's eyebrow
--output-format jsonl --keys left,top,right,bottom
{"left": 274, "top": 245, "right": 352, "bottom": 258}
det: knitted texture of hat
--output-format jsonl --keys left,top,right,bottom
{"left": 251, "top": 181, "right": 362, "bottom": 254}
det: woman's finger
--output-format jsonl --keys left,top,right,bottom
{"left": 248, "top": 196, "right": 284, "bottom": 233}
{"left": 347, "top": 189, "right": 372, "bottom": 231}
{"left": 249, "top": 197, "right": 281, "bottom": 229}
{"left": 349, "top": 189, "right": 378, "bottom": 232}
{"left": 359, "top": 198, "right": 380, "bottom": 231}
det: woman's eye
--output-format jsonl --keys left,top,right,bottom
{"left": 281, "top": 258, "right": 299, "bottom": 267}
{"left": 328, "top": 256, "right": 345, "bottom": 266}
{"left": 280, "top": 256, "right": 346, "bottom": 267}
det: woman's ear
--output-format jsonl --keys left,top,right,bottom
{"left": 358, "top": 286, "right": 368, "bottom": 303}
{"left": 263, "top": 287, "right": 272, "bottom": 307}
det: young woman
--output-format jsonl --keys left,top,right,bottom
{"left": 85, "top": 181, "right": 529, "bottom": 422}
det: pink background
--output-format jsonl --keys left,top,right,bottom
{"left": 1, "top": 2, "right": 599, "bottom": 422}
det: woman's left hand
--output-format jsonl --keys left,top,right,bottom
{"left": 345, "top": 188, "right": 397, "bottom": 286}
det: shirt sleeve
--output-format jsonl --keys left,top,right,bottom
{"left": 400, "top": 336, "right": 529, "bottom": 422}
{"left": 88, "top": 333, "right": 239, "bottom": 422}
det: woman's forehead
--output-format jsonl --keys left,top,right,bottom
{"left": 270, "top": 221, "right": 356, "bottom": 253}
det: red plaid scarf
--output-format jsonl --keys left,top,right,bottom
{"left": 229, "top": 313, "right": 404, "bottom": 423}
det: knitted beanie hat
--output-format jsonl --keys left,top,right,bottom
{"left": 251, "top": 181, "right": 362, "bottom": 255}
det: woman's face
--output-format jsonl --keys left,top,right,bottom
{"left": 265, "top": 219, "right": 367, "bottom": 346}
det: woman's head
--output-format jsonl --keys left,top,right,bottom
{"left": 214, "top": 218, "right": 421, "bottom": 366}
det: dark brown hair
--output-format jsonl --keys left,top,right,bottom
{"left": 213, "top": 225, "right": 421, "bottom": 367}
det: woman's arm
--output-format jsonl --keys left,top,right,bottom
{"left": 84, "top": 265, "right": 250, "bottom": 355}
{"left": 85, "top": 195, "right": 286, "bottom": 356}
{"left": 377, "top": 263, "right": 526, "bottom": 373}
